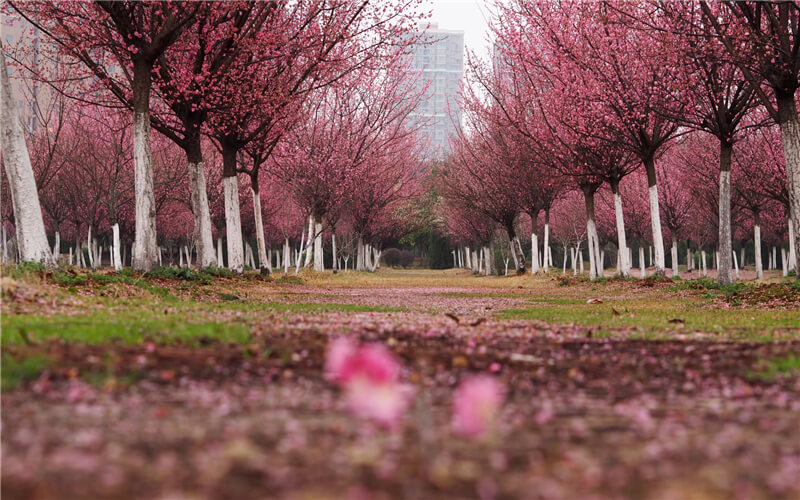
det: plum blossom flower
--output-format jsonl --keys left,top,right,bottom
{"left": 452, "top": 375, "right": 504, "bottom": 439}
{"left": 325, "top": 337, "right": 413, "bottom": 428}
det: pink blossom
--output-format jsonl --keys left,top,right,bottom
{"left": 452, "top": 375, "right": 504, "bottom": 439}
{"left": 324, "top": 338, "right": 411, "bottom": 427}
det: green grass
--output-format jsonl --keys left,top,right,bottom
{"left": 1, "top": 353, "right": 50, "bottom": 390}
{"left": 1, "top": 311, "right": 251, "bottom": 347}
{"left": 752, "top": 355, "right": 800, "bottom": 380}
{"left": 495, "top": 298, "right": 800, "bottom": 340}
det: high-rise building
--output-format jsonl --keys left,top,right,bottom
{"left": 410, "top": 23, "right": 464, "bottom": 160}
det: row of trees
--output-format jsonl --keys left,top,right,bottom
{"left": 1, "top": 0, "right": 425, "bottom": 273}
{"left": 440, "top": 1, "right": 800, "bottom": 284}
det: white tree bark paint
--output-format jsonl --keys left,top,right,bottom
{"left": 69, "top": 247, "right": 73, "bottom": 266}
{"left": 313, "top": 221, "right": 324, "bottom": 271}
{"left": 732, "top": 249, "right": 739, "bottom": 279}
{"left": 754, "top": 220, "right": 763, "bottom": 279}
{"left": 782, "top": 248, "right": 789, "bottom": 276}
{"left": 189, "top": 161, "right": 215, "bottom": 268}
{"left": 52, "top": 231, "right": 60, "bottom": 263}
{"left": 331, "top": 234, "right": 337, "bottom": 270}
{"left": 671, "top": 241, "right": 679, "bottom": 278}
{"left": 789, "top": 219, "right": 797, "bottom": 273}
{"left": 483, "top": 245, "right": 492, "bottom": 276}
{"left": 356, "top": 235, "right": 365, "bottom": 271}
{"left": 530, "top": 233, "right": 540, "bottom": 274}
{"left": 87, "top": 226, "right": 94, "bottom": 269}
{"left": 179, "top": 248, "right": 184, "bottom": 268}
{"left": 717, "top": 168, "right": 734, "bottom": 285}
{"left": 1, "top": 49, "right": 52, "bottom": 264}
{"left": 776, "top": 111, "right": 800, "bottom": 278}
{"left": 701, "top": 250, "right": 707, "bottom": 277}
{"left": 223, "top": 176, "right": 244, "bottom": 273}
{"left": 251, "top": 187, "right": 270, "bottom": 272}
{"left": 543, "top": 222, "right": 550, "bottom": 273}
{"left": 295, "top": 229, "right": 306, "bottom": 274}
{"left": 131, "top": 105, "right": 159, "bottom": 272}
{"left": 639, "top": 246, "right": 646, "bottom": 279}
{"left": 158, "top": 247, "right": 162, "bottom": 267}
{"left": 646, "top": 183, "right": 666, "bottom": 275}
{"left": 112, "top": 223, "right": 122, "bottom": 271}
{"left": 509, "top": 239, "right": 519, "bottom": 271}
{"left": 465, "top": 246, "right": 471, "bottom": 269}
{"left": 304, "top": 216, "right": 315, "bottom": 268}
{"left": 216, "top": 237, "right": 224, "bottom": 267}
{"left": 284, "top": 238, "right": 291, "bottom": 274}
{"left": 612, "top": 189, "right": 630, "bottom": 277}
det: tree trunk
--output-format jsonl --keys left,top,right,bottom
{"left": 356, "top": 235, "right": 365, "bottom": 271}
{"left": 643, "top": 157, "right": 666, "bottom": 275}
{"left": 775, "top": 94, "right": 800, "bottom": 279}
{"left": 304, "top": 216, "right": 315, "bottom": 268}
{"left": 284, "top": 238, "right": 291, "bottom": 274}
{"left": 530, "top": 231, "right": 540, "bottom": 275}
{"left": 131, "top": 59, "right": 159, "bottom": 272}
{"left": 87, "top": 226, "right": 94, "bottom": 269}
{"left": 186, "top": 138, "right": 215, "bottom": 268}
{"left": 295, "top": 228, "right": 306, "bottom": 274}
{"left": 543, "top": 212, "right": 551, "bottom": 273}
{"left": 789, "top": 218, "right": 797, "bottom": 273}
{"left": 216, "top": 236, "right": 224, "bottom": 267}
{"left": 483, "top": 245, "right": 492, "bottom": 276}
{"left": 0, "top": 49, "right": 52, "bottom": 264}
{"left": 732, "top": 248, "right": 739, "bottom": 279}
{"left": 701, "top": 250, "right": 707, "bottom": 277}
{"left": 221, "top": 145, "right": 243, "bottom": 273}
{"left": 250, "top": 181, "right": 270, "bottom": 273}
{"left": 639, "top": 246, "right": 646, "bottom": 279}
{"left": 331, "top": 233, "right": 338, "bottom": 270}
{"left": 671, "top": 240, "right": 679, "bottom": 278}
{"left": 782, "top": 247, "right": 789, "bottom": 276}
{"left": 112, "top": 223, "right": 122, "bottom": 271}
{"left": 52, "top": 230, "right": 60, "bottom": 263}
{"left": 754, "top": 211, "right": 763, "bottom": 279}
{"left": 717, "top": 142, "right": 734, "bottom": 285}
{"left": 583, "top": 189, "right": 602, "bottom": 280}
{"left": 562, "top": 246, "right": 567, "bottom": 274}
{"left": 313, "top": 220, "right": 324, "bottom": 271}
{"left": 611, "top": 180, "right": 630, "bottom": 277}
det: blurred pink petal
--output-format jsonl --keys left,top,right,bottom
{"left": 452, "top": 375, "right": 504, "bottom": 439}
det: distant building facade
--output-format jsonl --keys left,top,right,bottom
{"left": 410, "top": 23, "right": 464, "bottom": 160}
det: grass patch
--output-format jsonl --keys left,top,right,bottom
{"left": 1, "top": 353, "right": 50, "bottom": 390}
{"left": 1, "top": 312, "right": 251, "bottom": 347}
{"left": 753, "top": 355, "right": 800, "bottom": 380}
{"left": 495, "top": 298, "right": 800, "bottom": 340}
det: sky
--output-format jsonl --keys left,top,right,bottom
{"left": 428, "top": 0, "right": 493, "bottom": 62}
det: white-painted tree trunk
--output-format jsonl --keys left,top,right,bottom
{"left": 782, "top": 248, "right": 789, "bottom": 276}
{"left": 754, "top": 221, "right": 763, "bottom": 279}
{"left": 343, "top": 255, "right": 349, "bottom": 271}
{"left": 740, "top": 247, "right": 745, "bottom": 269}
{"left": 612, "top": 189, "right": 630, "bottom": 277}
{"left": 69, "top": 247, "right": 73, "bottom": 266}
{"left": 331, "top": 234, "right": 337, "bottom": 270}
{"left": 732, "top": 249, "right": 739, "bottom": 279}
{"left": 701, "top": 250, "right": 707, "bottom": 277}
{"left": 600, "top": 250, "right": 605, "bottom": 275}
{"left": 773, "top": 246, "right": 777, "bottom": 271}
{"left": 251, "top": 187, "right": 270, "bottom": 272}
{"left": 189, "top": 161, "right": 215, "bottom": 268}
{"left": 579, "top": 246, "right": 584, "bottom": 275}
{"left": 647, "top": 183, "right": 666, "bottom": 275}
{"left": 639, "top": 246, "right": 646, "bottom": 279}
{"left": 483, "top": 245, "right": 492, "bottom": 276}
{"left": 131, "top": 105, "right": 159, "bottom": 272}
{"left": 0, "top": 48, "right": 52, "bottom": 265}
{"left": 295, "top": 229, "right": 306, "bottom": 274}
{"left": 87, "top": 226, "right": 94, "bottom": 269}
{"left": 686, "top": 247, "right": 692, "bottom": 273}
{"left": 649, "top": 246, "right": 653, "bottom": 267}
{"left": 530, "top": 232, "right": 540, "bottom": 274}
{"left": 356, "top": 235, "right": 365, "bottom": 271}
{"left": 52, "top": 231, "right": 60, "bottom": 263}
{"left": 465, "top": 246, "right": 471, "bottom": 269}
{"left": 789, "top": 219, "right": 797, "bottom": 273}
{"left": 217, "top": 237, "right": 224, "bottom": 267}
{"left": 284, "top": 238, "right": 291, "bottom": 274}
{"left": 562, "top": 246, "right": 568, "bottom": 274}
{"left": 313, "top": 221, "right": 324, "bottom": 271}
{"left": 179, "top": 249, "right": 184, "bottom": 268}
{"left": 478, "top": 248, "right": 484, "bottom": 274}
{"left": 112, "top": 223, "right": 122, "bottom": 271}
{"left": 223, "top": 176, "right": 244, "bottom": 273}
{"left": 158, "top": 247, "right": 162, "bottom": 267}
{"left": 504, "top": 258, "right": 509, "bottom": 276}
{"left": 543, "top": 223, "right": 550, "bottom": 273}
{"left": 304, "top": 216, "right": 315, "bottom": 268}
{"left": 671, "top": 240, "right": 679, "bottom": 278}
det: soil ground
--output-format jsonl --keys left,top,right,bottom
{"left": 2, "top": 267, "right": 799, "bottom": 500}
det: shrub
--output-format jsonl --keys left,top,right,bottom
{"left": 382, "top": 248, "right": 414, "bottom": 268}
